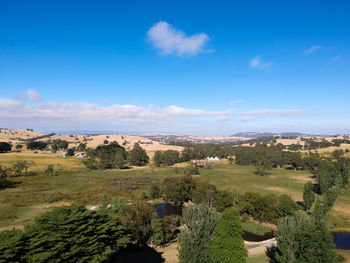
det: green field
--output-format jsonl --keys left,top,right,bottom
{"left": 1, "top": 152, "right": 350, "bottom": 262}
{"left": 0, "top": 152, "right": 349, "bottom": 235}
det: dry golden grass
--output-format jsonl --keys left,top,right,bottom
{"left": 0, "top": 129, "right": 184, "bottom": 158}
{"left": 0, "top": 152, "right": 85, "bottom": 173}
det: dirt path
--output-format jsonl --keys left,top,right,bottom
{"left": 246, "top": 238, "right": 277, "bottom": 254}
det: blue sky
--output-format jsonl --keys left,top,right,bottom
{"left": 0, "top": 0, "right": 349, "bottom": 135}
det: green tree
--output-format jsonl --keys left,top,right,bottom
{"left": 178, "top": 203, "right": 219, "bottom": 263}
{"left": 26, "top": 141, "right": 47, "bottom": 150}
{"left": 184, "top": 163, "right": 199, "bottom": 176}
{"left": 332, "top": 149, "right": 344, "bottom": 159}
{"left": 192, "top": 182, "right": 217, "bottom": 207}
{"left": 208, "top": 208, "right": 247, "bottom": 263}
{"left": 122, "top": 201, "right": 154, "bottom": 245}
{"left": 303, "top": 181, "right": 315, "bottom": 211}
{"left": 58, "top": 140, "right": 69, "bottom": 150}
{"left": 161, "top": 175, "right": 195, "bottom": 205}
{"left": 153, "top": 151, "right": 163, "bottom": 167}
{"left": 0, "top": 229, "right": 26, "bottom": 263}
{"left": 128, "top": 143, "right": 149, "bottom": 166}
{"left": 11, "top": 160, "right": 33, "bottom": 177}
{"left": 15, "top": 144, "right": 23, "bottom": 150}
{"left": 150, "top": 184, "right": 160, "bottom": 199}
{"left": 277, "top": 195, "right": 299, "bottom": 218}
{"left": 0, "top": 142, "right": 12, "bottom": 153}
{"left": 151, "top": 218, "right": 165, "bottom": 247}
{"left": 272, "top": 212, "right": 344, "bottom": 263}
{"left": 84, "top": 142, "right": 128, "bottom": 170}
{"left": 66, "top": 148, "right": 75, "bottom": 156}
{"left": 110, "top": 195, "right": 127, "bottom": 216}
{"left": 0, "top": 206, "right": 130, "bottom": 263}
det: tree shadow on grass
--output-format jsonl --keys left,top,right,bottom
{"left": 0, "top": 178, "right": 20, "bottom": 190}
{"left": 265, "top": 244, "right": 279, "bottom": 263}
{"left": 110, "top": 244, "right": 165, "bottom": 263}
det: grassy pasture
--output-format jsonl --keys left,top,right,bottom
{"left": 0, "top": 152, "right": 85, "bottom": 173}
{"left": 0, "top": 152, "right": 350, "bottom": 263}
{"left": 0, "top": 152, "right": 349, "bottom": 234}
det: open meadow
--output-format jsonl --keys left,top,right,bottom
{"left": 1, "top": 151, "right": 349, "bottom": 262}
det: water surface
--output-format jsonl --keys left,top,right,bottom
{"left": 333, "top": 233, "right": 350, "bottom": 250}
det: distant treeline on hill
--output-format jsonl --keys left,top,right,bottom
{"left": 25, "top": 133, "right": 56, "bottom": 142}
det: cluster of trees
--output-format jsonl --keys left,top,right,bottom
{"left": 150, "top": 175, "right": 301, "bottom": 224}
{"left": 299, "top": 137, "right": 350, "bottom": 150}
{"left": 0, "top": 142, "right": 11, "bottom": 153}
{"left": 234, "top": 144, "right": 350, "bottom": 176}
{"left": 25, "top": 139, "right": 73, "bottom": 152}
{"left": 270, "top": 212, "right": 345, "bottom": 263}
{"left": 49, "top": 139, "right": 69, "bottom": 151}
{"left": 26, "top": 141, "right": 48, "bottom": 150}
{"left": 269, "top": 156, "right": 349, "bottom": 263}
{"left": 302, "top": 156, "right": 350, "bottom": 217}
{"left": 154, "top": 150, "right": 180, "bottom": 166}
{"left": 83, "top": 142, "right": 149, "bottom": 170}
{"left": 234, "top": 144, "right": 304, "bottom": 175}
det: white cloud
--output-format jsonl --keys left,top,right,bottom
{"left": 0, "top": 98, "right": 21, "bottom": 109}
{"left": 244, "top": 109, "right": 306, "bottom": 118}
{"left": 304, "top": 45, "right": 322, "bottom": 55}
{"left": 229, "top": 99, "right": 245, "bottom": 105}
{"left": 27, "top": 89, "right": 42, "bottom": 102}
{"left": 0, "top": 100, "right": 232, "bottom": 125}
{"left": 14, "top": 89, "right": 42, "bottom": 102}
{"left": 147, "top": 21, "right": 210, "bottom": 56}
{"left": 331, "top": 56, "right": 341, "bottom": 62}
{"left": 249, "top": 56, "right": 272, "bottom": 70}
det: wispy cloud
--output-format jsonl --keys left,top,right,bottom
{"left": 304, "top": 45, "right": 322, "bottom": 55}
{"left": 147, "top": 21, "right": 211, "bottom": 56}
{"left": 14, "top": 89, "right": 42, "bottom": 102}
{"left": 229, "top": 99, "right": 245, "bottom": 105}
{"left": 0, "top": 98, "right": 21, "bottom": 109}
{"left": 244, "top": 109, "right": 307, "bottom": 118}
{"left": 331, "top": 56, "right": 341, "bottom": 62}
{"left": 0, "top": 96, "right": 232, "bottom": 127}
{"left": 249, "top": 56, "right": 272, "bottom": 70}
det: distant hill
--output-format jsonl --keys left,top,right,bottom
{"left": 231, "top": 132, "right": 307, "bottom": 138}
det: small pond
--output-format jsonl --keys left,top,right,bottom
{"left": 333, "top": 233, "right": 350, "bottom": 250}
{"left": 242, "top": 230, "right": 275, "bottom": 242}
{"left": 156, "top": 203, "right": 182, "bottom": 219}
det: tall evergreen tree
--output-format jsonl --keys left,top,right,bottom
{"left": 208, "top": 208, "right": 247, "bottom": 263}
{"left": 303, "top": 181, "right": 315, "bottom": 211}
{"left": 178, "top": 203, "right": 219, "bottom": 263}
